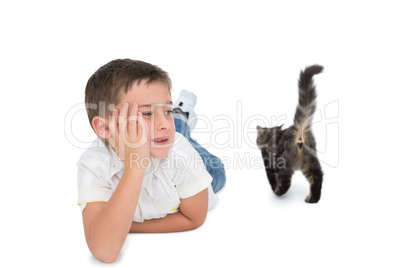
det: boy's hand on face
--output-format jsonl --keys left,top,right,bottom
{"left": 109, "top": 102, "right": 150, "bottom": 168}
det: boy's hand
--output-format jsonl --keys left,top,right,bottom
{"left": 109, "top": 102, "right": 150, "bottom": 168}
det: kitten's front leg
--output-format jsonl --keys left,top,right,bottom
{"left": 262, "top": 151, "right": 277, "bottom": 192}
{"left": 274, "top": 170, "right": 293, "bottom": 196}
{"left": 265, "top": 169, "right": 277, "bottom": 192}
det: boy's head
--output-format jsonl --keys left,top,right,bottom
{"left": 85, "top": 59, "right": 175, "bottom": 158}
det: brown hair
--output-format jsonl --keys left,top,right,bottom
{"left": 85, "top": 59, "right": 172, "bottom": 130}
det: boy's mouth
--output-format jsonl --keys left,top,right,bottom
{"left": 152, "top": 136, "right": 170, "bottom": 146}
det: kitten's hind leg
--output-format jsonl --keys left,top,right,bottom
{"left": 302, "top": 158, "right": 323, "bottom": 203}
{"left": 274, "top": 170, "right": 293, "bottom": 196}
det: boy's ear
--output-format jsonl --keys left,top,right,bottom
{"left": 92, "top": 116, "right": 109, "bottom": 139}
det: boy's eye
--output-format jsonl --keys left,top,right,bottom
{"left": 141, "top": 110, "right": 173, "bottom": 117}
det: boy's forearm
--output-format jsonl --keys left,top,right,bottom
{"left": 129, "top": 211, "right": 202, "bottom": 233}
{"left": 86, "top": 168, "right": 144, "bottom": 261}
{"left": 130, "top": 188, "right": 209, "bottom": 233}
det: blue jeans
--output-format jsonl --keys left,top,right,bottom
{"left": 174, "top": 117, "right": 226, "bottom": 193}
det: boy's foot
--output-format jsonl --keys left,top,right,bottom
{"left": 173, "top": 89, "right": 197, "bottom": 129}
{"left": 172, "top": 107, "right": 189, "bottom": 119}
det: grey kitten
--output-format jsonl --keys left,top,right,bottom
{"left": 256, "top": 65, "right": 324, "bottom": 203}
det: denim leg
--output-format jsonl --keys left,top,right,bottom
{"left": 174, "top": 117, "right": 226, "bottom": 193}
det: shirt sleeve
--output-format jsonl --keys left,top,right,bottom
{"left": 170, "top": 136, "right": 213, "bottom": 199}
{"left": 77, "top": 150, "right": 113, "bottom": 211}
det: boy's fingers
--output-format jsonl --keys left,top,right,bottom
{"left": 137, "top": 112, "right": 148, "bottom": 146}
{"left": 127, "top": 103, "right": 138, "bottom": 136}
{"left": 129, "top": 102, "right": 138, "bottom": 116}
{"left": 109, "top": 109, "right": 117, "bottom": 131}
{"left": 109, "top": 109, "right": 119, "bottom": 146}
{"left": 118, "top": 102, "right": 129, "bottom": 133}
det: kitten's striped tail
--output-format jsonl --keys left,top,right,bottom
{"left": 293, "top": 65, "right": 323, "bottom": 137}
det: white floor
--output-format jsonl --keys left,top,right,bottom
{"left": 1, "top": 1, "right": 401, "bottom": 267}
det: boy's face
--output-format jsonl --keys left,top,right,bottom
{"left": 115, "top": 80, "right": 175, "bottom": 158}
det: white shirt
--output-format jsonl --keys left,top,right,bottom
{"left": 77, "top": 132, "right": 217, "bottom": 222}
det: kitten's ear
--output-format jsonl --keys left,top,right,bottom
{"left": 257, "top": 125, "right": 264, "bottom": 134}
{"left": 278, "top": 124, "right": 284, "bottom": 129}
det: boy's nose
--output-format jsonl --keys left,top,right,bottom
{"left": 154, "top": 111, "right": 170, "bottom": 131}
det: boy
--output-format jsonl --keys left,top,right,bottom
{"left": 77, "top": 59, "right": 225, "bottom": 263}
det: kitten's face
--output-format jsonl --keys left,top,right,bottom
{"left": 256, "top": 125, "right": 283, "bottom": 149}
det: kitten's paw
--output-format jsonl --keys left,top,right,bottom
{"left": 270, "top": 183, "right": 277, "bottom": 192}
{"left": 305, "top": 195, "right": 320, "bottom": 203}
{"left": 274, "top": 183, "right": 290, "bottom": 196}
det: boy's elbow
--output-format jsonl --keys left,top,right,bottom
{"left": 92, "top": 250, "right": 119, "bottom": 264}
{"left": 193, "top": 220, "right": 205, "bottom": 230}
{"left": 190, "top": 214, "right": 207, "bottom": 230}
{"left": 101, "top": 257, "right": 118, "bottom": 264}
{"left": 90, "top": 246, "right": 120, "bottom": 263}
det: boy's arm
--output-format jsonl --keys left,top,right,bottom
{"left": 82, "top": 169, "right": 144, "bottom": 262}
{"left": 130, "top": 188, "right": 209, "bottom": 233}
{"left": 82, "top": 103, "right": 149, "bottom": 263}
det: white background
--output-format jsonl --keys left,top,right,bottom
{"left": 1, "top": 0, "right": 401, "bottom": 267}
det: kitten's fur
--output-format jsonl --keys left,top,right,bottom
{"left": 256, "top": 65, "right": 324, "bottom": 203}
